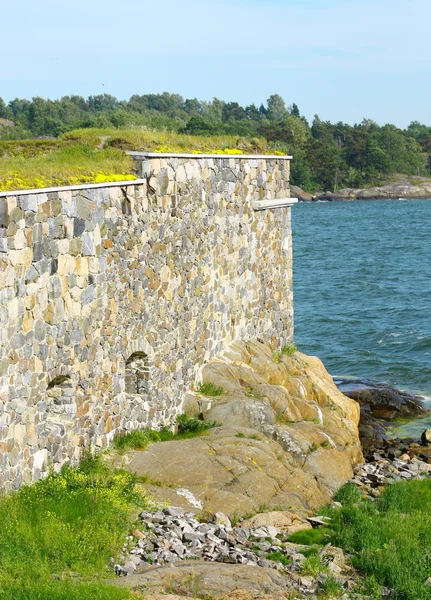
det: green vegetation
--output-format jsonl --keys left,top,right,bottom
{"left": 281, "top": 344, "right": 297, "bottom": 356}
{"left": 323, "top": 480, "right": 431, "bottom": 599}
{"left": 196, "top": 382, "right": 224, "bottom": 397}
{"left": 319, "top": 576, "right": 345, "bottom": 598}
{"left": 266, "top": 551, "right": 291, "bottom": 566}
{"left": 1, "top": 92, "right": 430, "bottom": 193}
{"left": 63, "top": 127, "right": 271, "bottom": 154}
{"left": 302, "top": 554, "right": 327, "bottom": 577}
{"left": 0, "top": 454, "right": 142, "bottom": 600}
{"left": 288, "top": 527, "right": 331, "bottom": 546}
{"left": 0, "top": 128, "right": 277, "bottom": 191}
{"left": 0, "top": 143, "right": 136, "bottom": 191}
{"left": 113, "top": 413, "right": 219, "bottom": 451}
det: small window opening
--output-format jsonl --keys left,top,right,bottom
{"left": 121, "top": 189, "right": 132, "bottom": 216}
{"left": 46, "top": 376, "right": 76, "bottom": 418}
{"left": 0, "top": 199, "right": 8, "bottom": 229}
{"left": 125, "top": 352, "right": 150, "bottom": 395}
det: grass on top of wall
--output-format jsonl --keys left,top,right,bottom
{"left": 0, "top": 127, "right": 284, "bottom": 191}
{"left": 63, "top": 127, "right": 274, "bottom": 155}
{"left": 0, "top": 144, "right": 137, "bottom": 192}
{"left": 0, "top": 454, "right": 145, "bottom": 600}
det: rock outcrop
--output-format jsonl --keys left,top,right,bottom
{"left": 113, "top": 507, "right": 358, "bottom": 599}
{"left": 290, "top": 185, "right": 316, "bottom": 202}
{"left": 315, "top": 175, "right": 431, "bottom": 201}
{"left": 334, "top": 376, "right": 429, "bottom": 454}
{"left": 335, "top": 377, "right": 427, "bottom": 420}
{"left": 124, "top": 342, "right": 363, "bottom": 517}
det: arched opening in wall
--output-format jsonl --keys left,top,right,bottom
{"left": 125, "top": 352, "right": 150, "bottom": 395}
{"left": 46, "top": 376, "right": 77, "bottom": 421}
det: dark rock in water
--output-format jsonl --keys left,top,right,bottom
{"left": 357, "top": 409, "right": 388, "bottom": 452}
{"left": 421, "top": 429, "right": 431, "bottom": 446}
{"left": 334, "top": 377, "right": 428, "bottom": 420}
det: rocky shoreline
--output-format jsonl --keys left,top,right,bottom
{"left": 109, "top": 344, "right": 431, "bottom": 599}
{"left": 113, "top": 450, "right": 431, "bottom": 599}
{"left": 291, "top": 175, "right": 431, "bottom": 202}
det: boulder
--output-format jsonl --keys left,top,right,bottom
{"left": 334, "top": 377, "right": 428, "bottom": 420}
{"left": 422, "top": 429, "right": 431, "bottom": 445}
{"left": 290, "top": 185, "right": 316, "bottom": 202}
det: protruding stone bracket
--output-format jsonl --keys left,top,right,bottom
{"left": 252, "top": 198, "right": 298, "bottom": 211}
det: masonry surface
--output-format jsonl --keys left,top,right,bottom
{"left": 0, "top": 155, "right": 295, "bottom": 490}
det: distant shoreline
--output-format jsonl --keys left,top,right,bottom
{"left": 292, "top": 176, "right": 431, "bottom": 202}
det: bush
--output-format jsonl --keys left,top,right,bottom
{"left": 197, "top": 382, "right": 224, "bottom": 397}
{"left": 281, "top": 344, "right": 297, "bottom": 355}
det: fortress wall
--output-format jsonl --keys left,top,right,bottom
{"left": 0, "top": 155, "right": 295, "bottom": 490}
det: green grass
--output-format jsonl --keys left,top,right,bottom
{"left": 318, "top": 576, "right": 345, "bottom": 598}
{"left": 64, "top": 128, "right": 274, "bottom": 155}
{"left": 0, "top": 454, "right": 144, "bottom": 599}
{"left": 0, "top": 128, "right": 284, "bottom": 191}
{"left": 281, "top": 344, "right": 297, "bottom": 356}
{"left": 196, "top": 382, "right": 224, "bottom": 397}
{"left": 113, "top": 413, "right": 219, "bottom": 451}
{"left": 266, "top": 551, "right": 291, "bottom": 566}
{"left": 0, "top": 144, "right": 136, "bottom": 191}
{"left": 302, "top": 554, "right": 327, "bottom": 577}
{"left": 288, "top": 527, "right": 331, "bottom": 546}
{"left": 324, "top": 480, "right": 431, "bottom": 600}
{"left": 0, "top": 582, "right": 134, "bottom": 600}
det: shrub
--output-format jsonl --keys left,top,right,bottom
{"left": 281, "top": 344, "right": 297, "bottom": 355}
{"left": 319, "top": 576, "right": 345, "bottom": 598}
{"left": 301, "top": 554, "right": 327, "bottom": 577}
{"left": 176, "top": 413, "right": 219, "bottom": 434}
{"left": 196, "top": 382, "right": 224, "bottom": 397}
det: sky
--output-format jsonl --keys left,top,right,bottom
{"left": 2, "top": 0, "right": 430, "bottom": 128}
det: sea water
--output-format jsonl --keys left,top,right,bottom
{"left": 292, "top": 199, "right": 431, "bottom": 406}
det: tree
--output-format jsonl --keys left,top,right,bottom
{"left": 88, "top": 94, "right": 118, "bottom": 112}
{"left": 181, "top": 115, "right": 219, "bottom": 135}
{"left": 0, "top": 98, "right": 8, "bottom": 119}
{"left": 201, "top": 98, "right": 225, "bottom": 122}
{"left": 290, "top": 103, "right": 300, "bottom": 117}
{"left": 245, "top": 103, "right": 262, "bottom": 121}
{"left": 266, "top": 94, "right": 287, "bottom": 122}
{"left": 222, "top": 102, "right": 246, "bottom": 122}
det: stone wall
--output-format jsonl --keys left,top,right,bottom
{"left": 0, "top": 154, "right": 296, "bottom": 490}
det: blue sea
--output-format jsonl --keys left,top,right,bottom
{"left": 292, "top": 199, "right": 431, "bottom": 400}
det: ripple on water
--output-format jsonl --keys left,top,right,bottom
{"left": 292, "top": 199, "right": 431, "bottom": 396}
